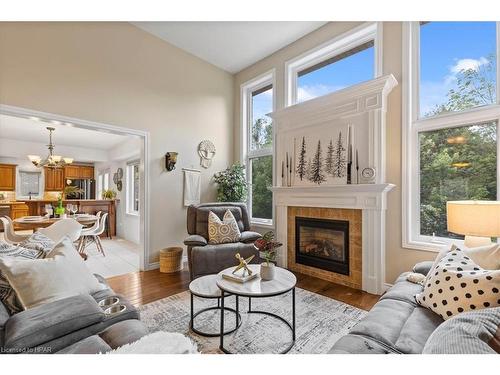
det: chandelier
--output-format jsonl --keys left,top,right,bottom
{"left": 28, "top": 127, "right": 74, "bottom": 168}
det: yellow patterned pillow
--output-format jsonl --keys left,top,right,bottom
{"left": 208, "top": 210, "right": 241, "bottom": 244}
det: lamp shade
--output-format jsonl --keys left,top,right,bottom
{"left": 447, "top": 200, "right": 500, "bottom": 237}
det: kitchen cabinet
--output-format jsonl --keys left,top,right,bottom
{"left": 0, "top": 163, "right": 16, "bottom": 191}
{"left": 44, "top": 167, "right": 65, "bottom": 191}
{"left": 10, "top": 203, "right": 29, "bottom": 219}
{"left": 64, "top": 165, "right": 94, "bottom": 179}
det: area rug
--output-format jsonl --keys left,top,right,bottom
{"left": 139, "top": 288, "right": 366, "bottom": 354}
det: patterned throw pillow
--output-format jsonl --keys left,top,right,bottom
{"left": 19, "top": 232, "right": 55, "bottom": 252}
{"left": 416, "top": 247, "right": 500, "bottom": 320}
{"left": 208, "top": 210, "right": 241, "bottom": 244}
{"left": 0, "top": 238, "right": 50, "bottom": 315}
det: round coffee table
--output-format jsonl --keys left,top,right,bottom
{"left": 216, "top": 264, "right": 297, "bottom": 354}
{"left": 189, "top": 274, "right": 242, "bottom": 337}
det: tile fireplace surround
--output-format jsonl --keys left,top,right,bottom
{"left": 270, "top": 75, "right": 397, "bottom": 295}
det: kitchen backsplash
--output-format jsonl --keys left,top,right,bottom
{"left": 0, "top": 191, "right": 16, "bottom": 202}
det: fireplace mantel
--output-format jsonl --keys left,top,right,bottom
{"left": 269, "top": 75, "right": 398, "bottom": 295}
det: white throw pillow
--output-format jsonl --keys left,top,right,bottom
{"left": 0, "top": 237, "right": 106, "bottom": 310}
{"left": 208, "top": 210, "right": 241, "bottom": 244}
{"left": 463, "top": 243, "right": 500, "bottom": 270}
{"left": 415, "top": 247, "right": 500, "bottom": 320}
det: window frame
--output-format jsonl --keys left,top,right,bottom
{"left": 285, "top": 22, "right": 382, "bottom": 106}
{"left": 126, "top": 161, "right": 140, "bottom": 216}
{"left": 17, "top": 170, "right": 42, "bottom": 199}
{"left": 402, "top": 21, "right": 500, "bottom": 252}
{"left": 240, "top": 69, "right": 276, "bottom": 227}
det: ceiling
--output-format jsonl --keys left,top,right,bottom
{"left": 0, "top": 114, "right": 130, "bottom": 150}
{"left": 132, "top": 22, "right": 327, "bottom": 73}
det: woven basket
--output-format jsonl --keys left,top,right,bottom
{"left": 159, "top": 247, "right": 183, "bottom": 273}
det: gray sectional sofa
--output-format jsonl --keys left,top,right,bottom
{"left": 329, "top": 261, "right": 499, "bottom": 354}
{"left": 0, "top": 274, "right": 148, "bottom": 354}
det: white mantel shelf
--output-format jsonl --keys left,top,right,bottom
{"left": 272, "top": 183, "right": 395, "bottom": 194}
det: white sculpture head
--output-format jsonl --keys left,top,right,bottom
{"left": 198, "top": 140, "right": 216, "bottom": 168}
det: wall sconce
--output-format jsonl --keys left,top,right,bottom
{"left": 165, "top": 152, "right": 178, "bottom": 171}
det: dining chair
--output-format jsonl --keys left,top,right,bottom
{"left": 78, "top": 213, "right": 108, "bottom": 257}
{"left": 79, "top": 211, "right": 102, "bottom": 235}
{"left": 38, "top": 218, "right": 83, "bottom": 243}
{"left": 0, "top": 216, "right": 31, "bottom": 244}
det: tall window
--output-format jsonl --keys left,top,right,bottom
{"left": 18, "top": 171, "right": 41, "bottom": 198}
{"left": 241, "top": 72, "right": 275, "bottom": 224}
{"left": 97, "top": 171, "right": 109, "bottom": 199}
{"left": 127, "top": 161, "right": 140, "bottom": 215}
{"left": 403, "top": 21, "right": 500, "bottom": 250}
{"left": 286, "top": 22, "right": 379, "bottom": 105}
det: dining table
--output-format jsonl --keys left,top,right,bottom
{"left": 13, "top": 214, "right": 98, "bottom": 231}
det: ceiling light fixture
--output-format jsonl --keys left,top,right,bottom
{"left": 27, "top": 127, "right": 74, "bottom": 168}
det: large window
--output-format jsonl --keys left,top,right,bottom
{"left": 403, "top": 21, "right": 500, "bottom": 251}
{"left": 126, "top": 162, "right": 140, "bottom": 215}
{"left": 97, "top": 171, "right": 109, "bottom": 199}
{"left": 241, "top": 72, "right": 275, "bottom": 224}
{"left": 286, "top": 22, "right": 380, "bottom": 106}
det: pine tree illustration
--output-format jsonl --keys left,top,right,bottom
{"left": 325, "top": 139, "right": 334, "bottom": 176}
{"left": 333, "top": 131, "right": 346, "bottom": 178}
{"left": 296, "top": 136, "right": 307, "bottom": 180}
{"left": 310, "top": 140, "right": 326, "bottom": 184}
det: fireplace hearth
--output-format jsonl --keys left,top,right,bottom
{"left": 295, "top": 216, "right": 349, "bottom": 275}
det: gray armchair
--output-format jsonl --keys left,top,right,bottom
{"left": 184, "top": 203, "right": 262, "bottom": 280}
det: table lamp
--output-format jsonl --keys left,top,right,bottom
{"left": 447, "top": 200, "right": 500, "bottom": 248}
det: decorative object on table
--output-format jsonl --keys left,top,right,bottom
{"left": 54, "top": 194, "right": 65, "bottom": 217}
{"left": 101, "top": 189, "right": 117, "bottom": 200}
{"left": 221, "top": 255, "right": 258, "bottom": 283}
{"left": 356, "top": 149, "right": 359, "bottom": 184}
{"left": 165, "top": 152, "right": 178, "bottom": 171}
{"left": 254, "top": 231, "right": 282, "bottom": 281}
{"left": 183, "top": 168, "right": 201, "bottom": 206}
{"left": 346, "top": 124, "right": 353, "bottom": 184}
{"left": 198, "top": 140, "right": 216, "bottom": 169}
{"left": 360, "top": 167, "right": 376, "bottom": 184}
{"left": 232, "top": 253, "right": 255, "bottom": 276}
{"left": 27, "top": 127, "right": 74, "bottom": 168}
{"left": 213, "top": 163, "right": 248, "bottom": 202}
{"left": 159, "top": 247, "right": 183, "bottom": 273}
{"left": 447, "top": 200, "right": 500, "bottom": 248}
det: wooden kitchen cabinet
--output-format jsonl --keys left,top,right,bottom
{"left": 0, "top": 163, "right": 16, "bottom": 191}
{"left": 44, "top": 167, "right": 65, "bottom": 191}
{"left": 64, "top": 165, "right": 94, "bottom": 179}
{"left": 10, "top": 203, "right": 29, "bottom": 219}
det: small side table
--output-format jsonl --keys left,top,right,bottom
{"left": 189, "top": 274, "right": 241, "bottom": 337}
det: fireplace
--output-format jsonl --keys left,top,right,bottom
{"left": 295, "top": 216, "right": 349, "bottom": 275}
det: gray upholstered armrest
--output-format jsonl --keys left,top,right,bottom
{"left": 240, "top": 231, "right": 262, "bottom": 244}
{"left": 4, "top": 294, "right": 105, "bottom": 351}
{"left": 412, "top": 261, "right": 434, "bottom": 276}
{"left": 184, "top": 235, "right": 207, "bottom": 247}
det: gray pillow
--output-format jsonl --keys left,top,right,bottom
{"left": 0, "top": 239, "right": 49, "bottom": 315}
{"left": 423, "top": 307, "right": 500, "bottom": 354}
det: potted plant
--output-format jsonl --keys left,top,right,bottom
{"left": 102, "top": 189, "right": 117, "bottom": 200}
{"left": 254, "top": 231, "right": 282, "bottom": 281}
{"left": 213, "top": 163, "right": 248, "bottom": 202}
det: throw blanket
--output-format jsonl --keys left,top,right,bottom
{"left": 108, "top": 331, "right": 198, "bottom": 354}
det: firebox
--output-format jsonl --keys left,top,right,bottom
{"left": 295, "top": 216, "right": 349, "bottom": 275}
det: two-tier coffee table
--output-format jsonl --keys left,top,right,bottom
{"left": 216, "top": 264, "right": 297, "bottom": 354}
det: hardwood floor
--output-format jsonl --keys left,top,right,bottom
{"left": 107, "top": 264, "right": 380, "bottom": 311}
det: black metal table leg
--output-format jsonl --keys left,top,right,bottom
{"left": 292, "top": 287, "right": 296, "bottom": 341}
{"left": 235, "top": 295, "right": 239, "bottom": 328}
{"left": 248, "top": 297, "right": 251, "bottom": 312}
{"left": 190, "top": 293, "right": 194, "bottom": 331}
{"left": 219, "top": 290, "right": 225, "bottom": 351}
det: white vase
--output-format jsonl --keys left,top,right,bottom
{"left": 260, "top": 262, "right": 275, "bottom": 281}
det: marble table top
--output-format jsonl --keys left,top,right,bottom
{"left": 216, "top": 264, "right": 297, "bottom": 297}
{"left": 189, "top": 274, "right": 222, "bottom": 298}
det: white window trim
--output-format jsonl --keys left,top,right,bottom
{"left": 126, "top": 161, "right": 140, "bottom": 216}
{"left": 402, "top": 21, "right": 500, "bottom": 253}
{"left": 285, "top": 21, "right": 383, "bottom": 107}
{"left": 240, "top": 69, "right": 276, "bottom": 226}
{"left": 16, "top": 169, "right": 42, "bottom": 199}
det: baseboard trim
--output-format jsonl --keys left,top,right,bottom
{"left": 146, "top": 255, "right": 188, "bottom": 271}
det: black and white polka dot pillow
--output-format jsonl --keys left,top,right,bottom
{"left": 415, "top": 247, "right": 500, "bottom": 320}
